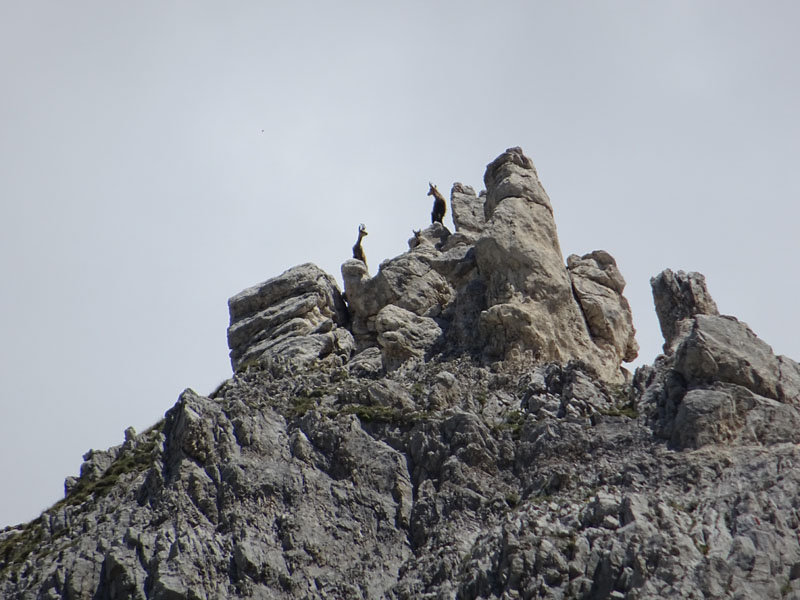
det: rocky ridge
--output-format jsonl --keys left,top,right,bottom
{"left": 2, "top": 148, "right": 799, "bottom": 600}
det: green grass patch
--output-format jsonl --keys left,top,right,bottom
{"left": 601, "top": 405, "right": 639, "bottom": 419}
{"left": 336, "top": 404, "right": 437, "bottom": 426}
{"left": 494, "top": 410, "right": 526, "bottom": 438}
{"left": 57, "top": 436, "right": 160, "bottom": 510}
{"left": 0, "top": 518, "right": 44, "bottom": 573}
{"left": 341, "top": 404, "right": 400, "bottom": 423}
{"left": 289, "top": 395, "right": 319, "bottom": 418}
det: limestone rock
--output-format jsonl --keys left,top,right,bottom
{"left": 651, "top": 268, "right": 719, "bottom": 352}
{"left": 673, "top": 313, "right": 798, "bottom": 401}
{"left": 670, "top": 384, "right": 800, "bottom": 449}
{"left": 348, "top": 347, "right": 383, "bottom": 378}
{"left": 449, "top": 183, "right": 485, "bottom": 235}
{"left": 643, "top": 269, "right": 800, "bottom": 450}
{"left": 483, "top": 146, "right": 552, "bottom": 218}
{"left": 227, "top": 263, "right": 352, "bottom": 372}
{"left": 568, "top": 251, "right": 639, "bottom": 362}
{"left": 474, "top": 148, "right": 628, "bottom": 382}
{"left": 342, "top": 232, "right": 454, "bottom": 350}
{"left": 375, "top": 305, "right": 443, "bottom": 371}
{"left": 340, "top": 148, "right": 639, "bottom": 383}
{"left": 17, "top": 149, "right": 800, "bottom": 600}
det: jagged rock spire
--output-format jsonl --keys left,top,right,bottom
{"left": 650, "top": 268, "right": 719, "bottom": 352}
{"left": 227, "top": 148, "right": 638, "bottom": 383}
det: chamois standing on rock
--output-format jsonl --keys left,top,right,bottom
{"left": 428, "top": 183, "right": 446, "bottom": 224}
{"left": 352, "top": 223, "right": 368, "bottom": 267}
{"left": 410, "top": 229, "right": 422, "bottom": 249}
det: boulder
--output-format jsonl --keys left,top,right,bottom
{"left": 650, "top": 269, "right": 719, "bottom": 353}
{"left": 568, "top": 251, "right": 639, "bottom": 363}
{"left": 474, "top": 148, "right": 629, "bottom": 382}
{"left": 376, "top": 305, "right": 443, "bottom": 371}
{"left": 227, "top": 263, "right": 352, "bottom": 372}
{"left": 673, "top": 313, "right": 800, "bottom": 403}
{"left": 643, "top": 268, "right": 800, "bottom": 449}
{"left": 342, "top": 231, "right": 454, "bottom": 351}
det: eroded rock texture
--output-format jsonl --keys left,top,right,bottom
{"left": 643, "top": 268, "right": 800, "bottom": 450}
{"left": 4, "top": 149, "right": 799, "bottom": 600}
{"left": 340, "top": 147, "right": 637, "bottom": 383}
{"left": 227, "top": 263, "right": 353, "bottom": 373}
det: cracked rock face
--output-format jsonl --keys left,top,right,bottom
{"left": 650, "top": 268, "right": 720, "bottom": 352}
{"left": 474, "top": 148, "right": 634, "bottom": 382}
{"left": 340, "top": 147, "right": 637, "bottom": 382}
{"left": 227, "top": 263, "right": 353, "bottom": 373}
{"left": 6, "top": 148, "right": 800, "bottom": 600}
{"left": 644, "top": 269, "right": 800, "bottom": 450}
{"left": 568, "top": 251, "right": 639, "bottom": 363}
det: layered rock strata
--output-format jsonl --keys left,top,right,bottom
{"left": 337, "top": 148, "right": 636, "bottom": 383}
{"left": 227, "top": 263, "right": 353, "bottom": 372}
{"left": 4, "top": 267, "right": 800, "bottom": 598}
{"left": 4, "top": 149, "right": 799, "bottom": 600}
{"left": 230, "top": 148, "right": 637, "bottom": 383}
{"left": 643, "top": 268, "right": 800, "bottom": 449}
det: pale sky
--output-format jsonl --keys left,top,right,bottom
{"left": 1, "top": 1, "right": 798, "bottom": 527}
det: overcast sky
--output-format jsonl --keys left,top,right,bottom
{"left": 1, "top": 1, "right": 798, "bottom": 527}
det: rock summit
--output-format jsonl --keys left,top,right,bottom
{"left": 2, "top": 148, "right": 799, "bottom": 600}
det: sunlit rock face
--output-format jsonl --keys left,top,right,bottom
{"left": 650, "top": 268, "right": 720, "bottom": 353}
{"left": 473, "top": 148, "right": 637, "bottom": 382}
{"left": 223, "top": 148, "right": 638, "bottom": 382}
{"left": 21, "top": 149, "right": 800, "bottom": 600}
{"left": 643, "top": 268, "right": 800, "bottom": 450}
{"left": 227, "top": 263, "right": 353, "bottom": 373}
{"left": 338, "top": 147, "right": 638, "bottom": 382}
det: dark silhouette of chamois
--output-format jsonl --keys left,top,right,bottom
{"left": 352, "top": 223, "right": 368, "bottom": 266}
{"left": 428, "top": 183, "right": 446, "bottom": 224}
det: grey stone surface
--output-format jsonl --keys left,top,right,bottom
{"left": 474, "top": 149, "right": 630, "bottom": 382}
{"left": 7, "top": 149, "right": 800, "bottom": 600}
{"left": 643, "top": 268, "right": 800, "bottom": 452}
{"left": 568, "top": 250, "right": 639, "bottom": 363}
{"left": 342, "top": 239, "right": 454, "bottom": 352}
{"left": 449, "top": 182, "right": 485, "bottom": 236}
{"left": 227, "top": 263, "right": 351, "bottom": 372}
{"left": 339, "top": 148, "right": 637, "bottom": 382}
{"left": 375, "top": 304, "right": 443, "bottom": 371}
{"left": 651, "top": 268, "right": 719, "bottom": 352}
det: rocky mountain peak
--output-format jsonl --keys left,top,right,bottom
{"left": 3, "top": 148, "right": 800, "bottom": 600}
{"left": 230, "top": 147, "right": 637, "bottom": 384}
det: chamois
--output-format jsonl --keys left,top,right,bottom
{"left": 410, "top": 228, "right": 422, "bottom": 249}
{"left": 352, "top": 223, "right": 368, "bottom": 266}
{"left": 428, "top": 183, "right": 446, "bottom": 224}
